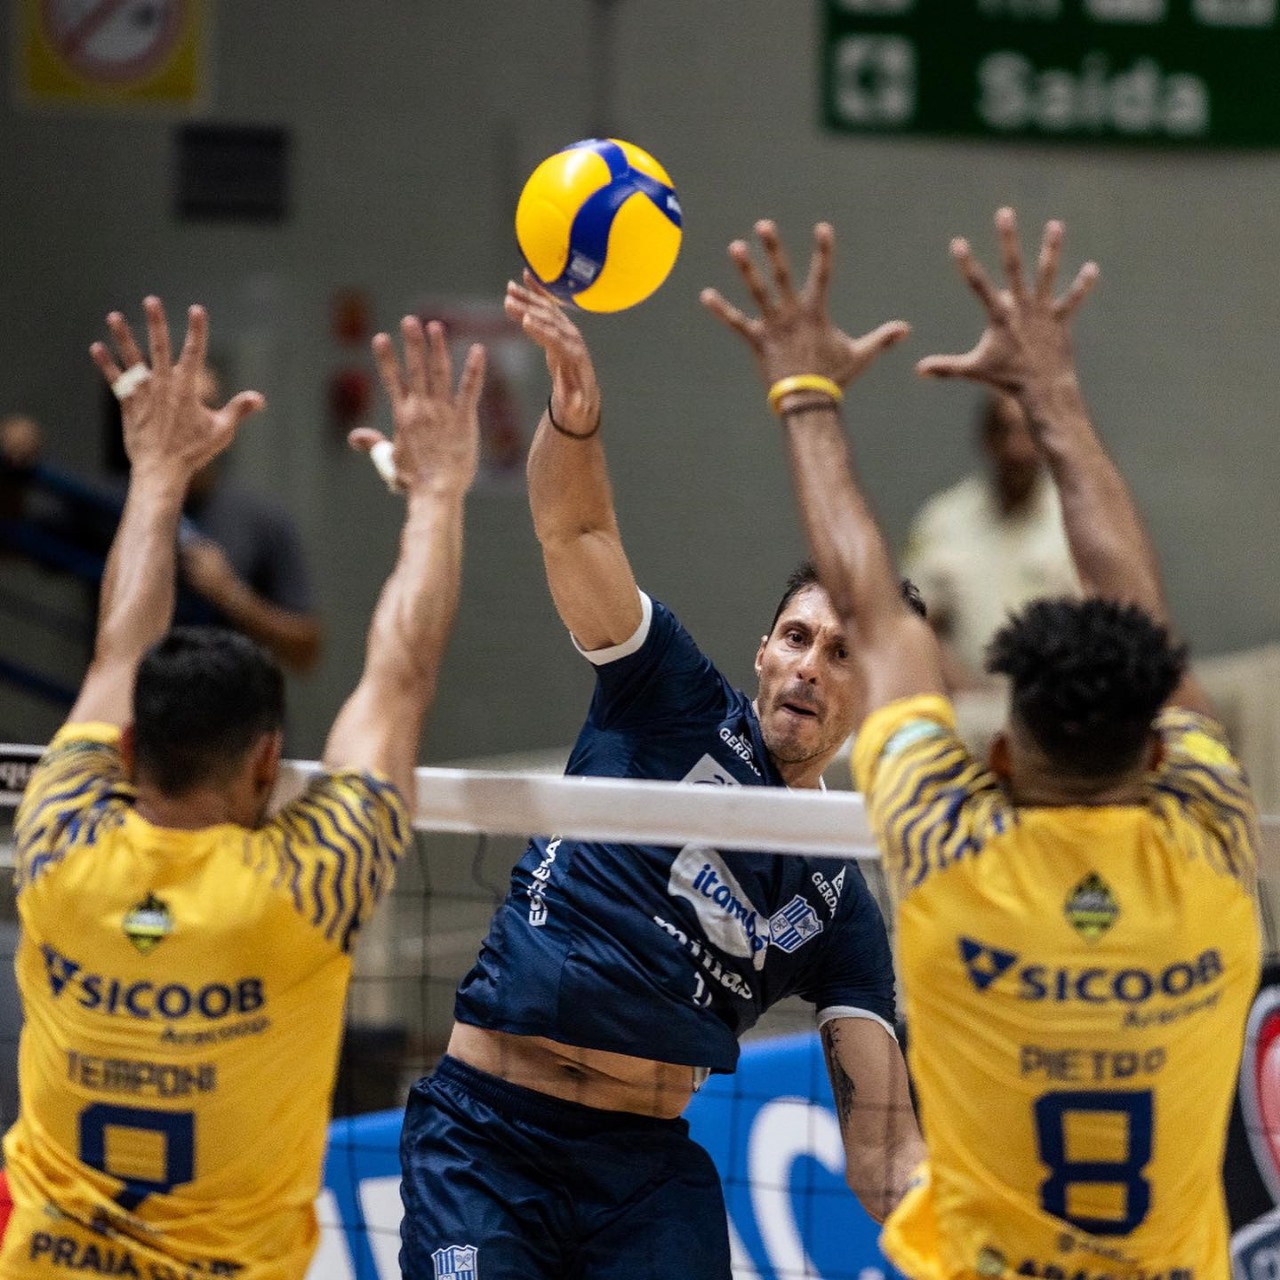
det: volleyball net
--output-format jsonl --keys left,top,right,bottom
{"left": 2, "top": 750, "right": 1280, "bottom": 1280}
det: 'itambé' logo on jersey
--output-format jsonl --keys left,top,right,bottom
{"left": 1064, "top": 872, "right": 1120, "bottom": 943}
{"left": 41, "top": 942, "right": 265, "bottom": 1022}
{"left": 122, "top": 891, "right": 173, "bottom": 955}
{"left": 669, "top": 848, "right": 771, "bottom": 970}
{"left": 958, "top": 935, "right": 1225, "bottom": 1008}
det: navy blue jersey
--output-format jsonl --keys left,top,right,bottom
{"left": 454, "top": 595, "right": 896, "bottom": 1073}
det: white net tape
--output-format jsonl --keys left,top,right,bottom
{"left": 4, "top": 746, "right": 1277, "bottom": 871}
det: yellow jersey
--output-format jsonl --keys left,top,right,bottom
{"left": 853, "top": 696, "right": 1261, "bottom": 1280}
{"left": 1, "top": 724, "right": 410, "bottom": 1280}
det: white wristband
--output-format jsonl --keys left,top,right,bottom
{"left": 370, "top": 439, "right": 402, "bottom": 494}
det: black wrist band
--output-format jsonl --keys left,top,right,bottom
{"left": 547, "top": 395, "right": 601, "bottom": 440}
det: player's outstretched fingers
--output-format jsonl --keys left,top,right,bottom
{"left": 217, "top": 390, "right": 266, "bottom": 433}
{"left": 996, "top": 208, "right": 1028, "bottom": 299}
{"left": 347, "top": 426, "right": 385, "bottom": 455}
{"left": 755, "top": 220, "right": 795, "bottom": 303}
{"left": 455, "top": 343, "right": 487, "bottom": 416}
{"left": 1056, "top": 261, "right": 1100, "bottom": 318}
{"left": 90, "top": 340, "right": 123, "bottom": 386}
{"left": 521, "top": 269, "right": 561, "bottom": 305}
{"left": 859, "top": 321, "right": 912, "bottom": 360}
{"left": 699, "top": 288, "right": 757, "bottom": 344}
{"left": 426, "top": 321, "right": 453, "bottom": 398}
{"left": 950, "top": 238, "right": 1003, "bottom": 318}
{"left": 1035, "top": 221, "right": 1065, "bottom": 303}
{"left": 806, "top": 222, "right": 835, "bottom": 309}
{"left": 915, "top": 351, "right": 977, "bottom": 381}
{"left": 105, "top": 310, "right": 146, "bottom": 373}
{"left": 372, "top": 332, "right": 406, "bottom": 401}
{"left": 728, "top": 239, "right": 775, "bottom": 317}
{"left": 143, "top": 297, "right": 172, "bottom": 372}
{"left": 400, "top": 317, "right": 432, "bottom": 397}
{"left": 179, "top": 305, "right": 209, "bottom": 370}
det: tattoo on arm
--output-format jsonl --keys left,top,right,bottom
{"left": 822, "top": 1023, "right": 857, "bottom": 1125}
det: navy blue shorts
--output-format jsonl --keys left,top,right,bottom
{"left": 399, "top": 1056, "right": 732, "bottom": 1280}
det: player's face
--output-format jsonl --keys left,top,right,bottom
{"left": 754, "top": 585, "right": 860, "bottom": 772}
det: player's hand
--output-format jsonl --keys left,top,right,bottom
{"left": 917, "top": 208, "right": 1099, "bottom": 397}
{"left": 180, "top": 538, "right": 240, "bottom": 606}
{"left": 353, "top": 317, "right": 485, "bottom": 497}
{"left": 505, "top": 272, "right": 601, "bottom": 437}
{"left": 90, "top": 299, "right": 264, "bottom": 480}
{"left": 701, "top": 220, "right": 910, "bottom": 397}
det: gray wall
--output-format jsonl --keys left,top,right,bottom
{"left": 3, "top": 2, "right": 1278, "bottom": 760}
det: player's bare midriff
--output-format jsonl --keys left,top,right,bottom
{"left": 447, "top": 1023, "right": 698, "bottom": 1119}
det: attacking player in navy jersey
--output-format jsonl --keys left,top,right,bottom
{"left": 398, "top": 274, "right": 925, "bottom": 1280}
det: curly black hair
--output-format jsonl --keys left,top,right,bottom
{"left": 986, "top": 598, "right": 1186, "bottom": 779}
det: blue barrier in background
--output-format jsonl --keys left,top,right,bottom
{"left": 308, "top": 1031, "right": 897, "bottom": 1279}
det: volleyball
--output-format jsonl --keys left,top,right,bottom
{"left": 515, "top": 138, "right": 683, "bottom": 313}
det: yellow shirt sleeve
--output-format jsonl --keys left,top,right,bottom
{"left": 255, "top": 770, "right": 412, "bottom": 953}
{"left": 13, "top": 723, "right": 132, "bottom": 893}
{"left": 852, "top": 694, "right": 1005, "bottom": 899}
{"left": 1150, "top": 706, "right": 1258, "bottom": 886}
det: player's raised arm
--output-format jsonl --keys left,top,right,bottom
{"left": 326, "top": 318, "right": 485, "bottom": 801}
{"left": 505, "top": 273, "right": 644, "bottom": 652}
{"left": 72, "top": 299, "right": 264, "bottom": 728}
{"left": 918, "top": 208, "right": 1210, "bottom": 715}
{"left": 702, "top": 220, "right": 943, "bottom": 714}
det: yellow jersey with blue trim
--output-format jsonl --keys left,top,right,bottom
{"left": 0, "top": 723, "right": 410, "bottom": 1280}
{"left": 853, "top": 695, "right": 1261, "bottom": 1280}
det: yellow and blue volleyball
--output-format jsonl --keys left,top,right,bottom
{"left": 516, "top": 138, "right": 682, "bottom": 313}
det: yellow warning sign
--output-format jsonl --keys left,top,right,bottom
{"left": 20, "top": 0, "right": 205, "bottom": 109}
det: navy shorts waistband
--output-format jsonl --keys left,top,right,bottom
{"left": 429, "top": 1055, "right": 689, "bottom": 1139}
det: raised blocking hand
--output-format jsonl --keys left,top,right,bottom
{"left": 701, "top": 220, "right": 909, "bottom": 405}
{"left": 917, "top": 208, "right": 1099, "bottom": 397}
{"left": 351, "top": 317, "right": 485, "bottom": 497}
{"left": 90, "top": 298, "right": 264, "bottom": 479}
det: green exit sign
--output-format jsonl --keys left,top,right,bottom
{"left": 822, "top": 0, "right": 1280, "bottom": 145}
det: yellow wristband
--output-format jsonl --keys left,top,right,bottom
{"left": 767, "top": 375, "right": 844, "bottom": 414}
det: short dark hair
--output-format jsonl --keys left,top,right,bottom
{"left": 767, "top": 560, "right": 927, "bottom": 634}
{"left": 986, "top": 598, "right": 1186, "bottom": 779}
{"left": 133, "top": 627, "right": 285, "bottom": 796}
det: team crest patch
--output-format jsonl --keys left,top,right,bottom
{"left": 769, "top": 894, "right": 823, "bottom": 953}
{"left": 432, "top": 1244, "right": 479, "bottom": 1279}
{"left": 123, "top": 892, "right": 173, "bottom": 955}
{"left": 1064, "top": 872, "right": 1119, "bottom": 942}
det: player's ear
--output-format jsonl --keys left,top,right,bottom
{"left": 119, "top": 723, "right": 137, "bottom": 781}
{"left": 987, "top": 729, "right": 1012, "bottom": 781}
{"left": 754, "top": 635, "right": 768, "bottom": 678}
{"left": 252, "top": 730, "right": 283, "bottom": 795}
{"left": 1144, "top": 729, "right": 1165, "bottom": 773}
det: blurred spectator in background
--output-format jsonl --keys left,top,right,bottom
{"left": 902, "top": 391, "right": 1078, "bottom": 692}
{"left": 0, "top": 416, "right": 43, "bottom": 526}
{"left": 175, "top": 365, "right": 322, "bottom": 673}
{"left": 1, "top": 370, "right": 322, "bottom": 675}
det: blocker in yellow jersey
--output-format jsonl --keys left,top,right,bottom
{"left": 0, "top": 295, "right": 481, "bottom": 1280}
{"left": 854, "top": 695, "right": 1261, "bottom": 1280}
{"left": 0, "top": 724, "right": 408, "bottom": 1280}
